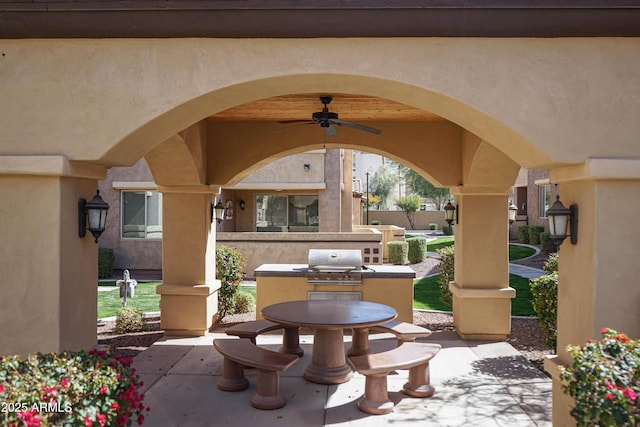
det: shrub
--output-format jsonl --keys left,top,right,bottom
{"left": 407, "top": 237, "right": 427, "bottom": 264}
{"left": 436, "top": 245, "right": 455, "bottom": 308}
{"left": 544, "top": 252, "right": 558, "bottom": 273}
{"left": 528, "top": 225, "right": 545, "bottom": 244}
{"left": 0, "top": 348, "right": 148, "bottom": 426}
{"left": 559, "top": 328, "right": 639, "bottom": 427}
{"left": 518, "top": 225, "right": 530, "bottom": 244}
{"left": 234, "top": 290, "right": 255, "bottom": 314}
{"left": 442, "top": 225, "right": 453, "bottom": 236}
{"left": 215, "top": 245, "right": 246, "bottom": 324}
{"left": 371, "top": 220, "right": 381, "bottom": 225}
{"left": 387, "top": 241, "right": 408, "bottom": 265}
{"left": 529, "top": 272, "right": 558, "bottom": 348}
{"left": 429, "top": 223, "right": 438, "bottom": 231}
{"left": 98, "top": 248, "right": 115, "bottom": 279}
{"left": 540, "top": 232, "right": 558, "bottom": 255}
{"left": 115, "top": 306, "right": 146, "bottom": 334}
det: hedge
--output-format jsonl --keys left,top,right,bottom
{"left": 387, "top": 241, "right": 408, "bottom": 265}
{"left": 407, "top": 237, "right": 427, "bottom": 264}
{"left": 528, "top": 226, "right": 545, "bottom": 245}
{"left": 98, "top": 248, "right": 115, "bottom": 279}
{"left": 517, "top": 225, "right": 530, "bottom": 244}
{"left": 436, "top": 245, "right": 455, "bottom": 308}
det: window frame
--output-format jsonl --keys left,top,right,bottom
{"left": 255, "top": 193, "right": 319, "bottom": 232}
{"left": 120, "top": 190, "right": 163, "bottom": 240}
{"left": 538, "top": 184, "right": 551, "bottom": 219}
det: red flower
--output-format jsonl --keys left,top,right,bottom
{"left": 0, "top": 383, "right": 4, "bottom": 393}
{"left": 96, "top": 413, "right": 107, "bottom": 427}
{"left": 615, "top": 334, "right": 629, "bottom": 343}
{"left": 623, "top": 388, "right": 637, "bottom": 401}
{"left": 61, "top": 377, "right": 70, "bottom": 388}
{"left": 600, "top": 327, "right": 608, "bottom": 334}
{"left": 137, "top": 414, "right": 145, "bottom": 425}
{"left": 84, "top": 414, "right": 93, "bottom": 427}
{"left": 606, "top": 393, "right": 614, "bottom": 400}
{"left": 17, "top": 409, "right": 42, "bottom": 427}
{"left": 111, "top": 402, "right": 120, "bottom": 412}
{"left": 99, "top": 385, "right": 108, "bottom": 395}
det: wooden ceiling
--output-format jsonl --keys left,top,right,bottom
{"left": 208, "top": 94, "right": 443, "bottom": 122}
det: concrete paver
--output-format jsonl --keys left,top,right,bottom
{"left": 133, "top": 330, "right": 551, "bottom": 427}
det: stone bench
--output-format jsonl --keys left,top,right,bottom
{"left": 225, "top": 319, "right": 303, "bottom": 356}
{"left": 213, "top": 338, "right": 299, "bottom": 410}
{"left": 348, "top": 342, "right": 441, "bottom": 415}
{"left": 348, "top": 320, "right": 432, "bottom": 357}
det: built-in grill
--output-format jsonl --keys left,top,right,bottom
{"left": 307, "top": 249, "right": 363, "bottom": 285}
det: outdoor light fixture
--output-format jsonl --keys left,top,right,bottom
{"left": 212, "top": 200, "right": 225, "bottom": 224}
{"left": 444, "top": 201, "right": 457, "bottom": 226}
{"left": 546, "top": 195, "right": 578, "bottom": 246}
{"left": 239, "top": 200, "right": 246, "bottom": 210}
{"left": 508, "top": 200, "right": 518, "bottom": 225}
{"left": 78, "top": 190, "right": 109, "bottom": 243}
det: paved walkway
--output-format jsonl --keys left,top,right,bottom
{"left": 133, "top": 330, "right": 552, "bottom": 427}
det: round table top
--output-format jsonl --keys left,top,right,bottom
{"left": 261, "top": 300, "right": 397, "bottom": 329}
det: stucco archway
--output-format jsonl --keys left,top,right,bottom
{"left": 2, "top": 36, "right": 640, "bottom": 427}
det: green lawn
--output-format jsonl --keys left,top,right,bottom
{"left": 97, "top": 283, "right": 257, "bottom": 319}
{"left": 427, "top": 237, "right": 454, "bottom": 252}
{"left": 413, "top": 274, "right": 535, "bottom": 316}
{"left": 97, "top": 281, "right": 162, "bottom": 319}
{"left": 427, "top": 237, "right": 536, "bottom": 262}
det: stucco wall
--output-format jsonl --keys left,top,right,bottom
{"left": 98, "top": 159, "right": 162, "bottom": 270}
{"left": 367, "top": 210, "right": 448, "bottom": 231}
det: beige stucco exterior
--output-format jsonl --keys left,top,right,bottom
{"left": 1, "top": 37, "right": 640, "bottom": 425}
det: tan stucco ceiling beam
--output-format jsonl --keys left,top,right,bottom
{"left": 207, "top": 121, "right": 463, "bottom": 188}
{"left": 0, "top": 156, "right": 106, "bottom": 179}
{"left": 226, "top": 183, "right": 326, "bottom": 191}
{"left": 550, "top": 158, "right": 640, "bottom": 183}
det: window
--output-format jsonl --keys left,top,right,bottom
{"left": 121, "top": 190, "right": 163, "bottom": 239}
{"left": 256, "top": 194, "right": 319, "bottom": 232}
{"left": 538, "top": 185, "right": 551, "bottom": 218}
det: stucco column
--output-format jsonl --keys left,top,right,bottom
{"left": 0, "top": 156, "right": 107, "bottom": 356}
{"left": 448, "top": 189, "right": 515, "bottom": 341}
{"left": 155, "top": 185, "right": 221, "bottom": 336}
{"left": 544, "top": 159, "right": 640, "bottom": 427}
{"left": 319, "top": 149, "right": 342, "bottom": 232}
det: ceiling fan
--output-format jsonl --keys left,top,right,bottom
{"left": 279, "top": 96, "right": 382, "bottom": 137}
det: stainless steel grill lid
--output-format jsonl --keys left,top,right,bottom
{"left": 308, "top": 249, "right": 363, "bottom": 272}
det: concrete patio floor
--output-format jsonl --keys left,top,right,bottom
{"left": 133, "top": 330, "right": 552, "bottom": 427}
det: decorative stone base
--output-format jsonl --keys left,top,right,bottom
{"left": 449, "top": 282, "right": 515, "bottom": 341}
{"left": 156, "top": 282, "right": 220, "bottom": 336}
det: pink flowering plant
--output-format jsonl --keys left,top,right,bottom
{"left": 0, "top": 348, "right": 148, "bottom": 426}
{"left": 560, "top": 328, "right": 639, "bottom": 426}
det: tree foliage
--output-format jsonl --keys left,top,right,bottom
{"left": 369, "top": 164, "right": 398, "bottom": 210}
{"left": 397, "top": 164, "right": 450, "bottom": 210}
{"left": 396, "top": 194, "right": 422, "bottom": 229}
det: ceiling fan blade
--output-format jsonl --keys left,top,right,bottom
{"left": 325, "top": 125, "right": 338, "bottom": 137}
{"left": 278, "top": 120, "right": 314, "bottom": 124}
{"left": 330, "top": 119, "right": 381, "bottom": 135}
{"left": 275, "top": 121, "right": 315, "bottom": 133}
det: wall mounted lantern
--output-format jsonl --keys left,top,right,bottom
{"left": 508, "top": 200, "right": 518, "bottom": 225}
{"left": 546, "top": 195, "right": 578, "bottom": 246}
{"left": 212, "top": 200, "right": 225, "bottom": 224}
{"left": 444, "top": 201, "right": 457, "bottom": 226}
{"left": 239, "top": 200, "right": 246, "bottom": 210}
{"left": 78, "top": 190, "right": 109, "bottom": 243}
